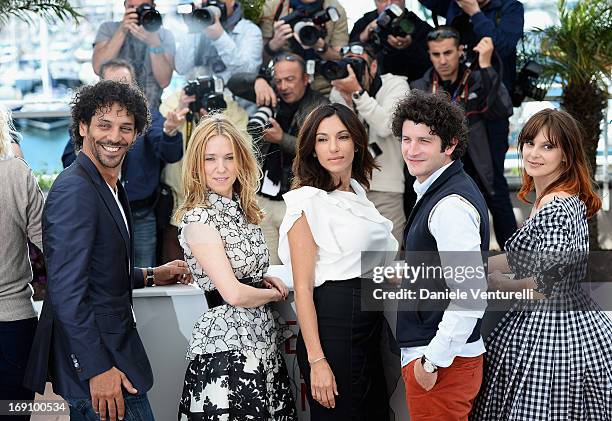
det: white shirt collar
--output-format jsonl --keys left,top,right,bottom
{"left": 413, "top": 161, "right": 455, "bottom": 201}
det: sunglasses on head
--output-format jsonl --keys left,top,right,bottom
{"left": 340, "top": 44, "right": 374, "bottom": 59}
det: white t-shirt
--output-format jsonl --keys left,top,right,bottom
{"left": 278, "top": 179, "right": 398, "bottom": 287}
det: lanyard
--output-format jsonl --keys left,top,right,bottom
{"left": 431, "top": 68, "right": 471, "bottom": 104}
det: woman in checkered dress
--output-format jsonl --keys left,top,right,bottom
{"left": 471, "top": 109, "right": 612, "bottom": 420}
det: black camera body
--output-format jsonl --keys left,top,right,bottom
{"left": 247, "top": 106, "right": 277, "bottom": 140}
{"left": 280, "top": 7, "right": 340, "bottom": 47}
{"left": 136, "top": 4, "right": 162, "bottom": 32}
{"left": 184, "top": 76, "right": 227, "bottom": 113}
{"left": 318, "top": 57, "right": 367, "bottom": 84}
{"left": 370, "top": 4, "right": 415, "bottom": 51}
{"left": 177, "top": 1, "right": 227, "bottom": 33}
{"left": 511, "top": 60, "right": 546, "bottom": 107}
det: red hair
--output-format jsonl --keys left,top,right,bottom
{"left": 517, "top": 108, "right": 601, "bottom": 219}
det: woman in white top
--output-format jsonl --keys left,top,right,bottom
{"left": 278, "top": 103, "right": 398, "bottom": 420}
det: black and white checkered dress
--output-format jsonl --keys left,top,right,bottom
{"left": 472, "top": 196, "right": 612, "bottom": 420}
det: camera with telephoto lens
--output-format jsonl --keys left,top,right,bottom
{"left": 247, "top": 106, "right": 277, "bottom": 140}
{"left": 136, "top": 4, "right": 163, "bottom": 32}
{"left": 511, "top": 60, "right": 546, "bottom": 107}
{"left": 370, "top": 4, "right": 415, "bottom": 51}
{"left": 280, "top": 7, "right": 340, "bottom": 47}
{"left": 177, "top": 0, "right": 227, "bottom": 32}
{"left": 184, "top": 76, "right": 227, "bottom": 113}
{"left": 317, "top": 57, "right": 367, "bottom": 84}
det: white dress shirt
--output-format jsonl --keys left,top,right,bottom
{"left": 401, "top": 161, "right": 487, "bottom": 368}
{"left": 278, "top": 179, "right": 398, "bottom": 287}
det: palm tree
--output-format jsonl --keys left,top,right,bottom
{"left": 535, "top": 0, "right": 612, "bottom": 249}
{"left": 0, "top": 0, "right": 80, "bottom": 27}
{"left": 241, "top": 0, "right": 267, "bottom": 23}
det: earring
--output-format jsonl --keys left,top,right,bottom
{"left": 312, "top": 152, "right": 317, "bottom": 157}
{"left": 355, "top": 148, "right": 358, "bottom": 152}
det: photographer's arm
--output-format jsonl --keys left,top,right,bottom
{"left": 92, "top": 21, "right": 130, "bottom": 75}
{"left": 148, "top": 32, "right": 174, "bottom": 89}
{"left": 354, "top": 76, "right": 410, "bottom": 138}
{"left": 174, "top": 34, "right": 198, "bottom": 75}
{"left": 213, "top": 22, "right": 263, "bottom": 76}
{"left": 473, "top": 37, "right": 512, "bottom": 120}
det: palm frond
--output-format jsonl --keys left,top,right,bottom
{"left": 533, "top": 0, "right": 612, "bottom": 90}
{"left": 0, "top": 0, "right": 81, "bottom": 27}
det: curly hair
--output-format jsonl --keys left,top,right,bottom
{"left": 70, "top": 80, "right": 151, "bottom": 151}
{"left": 391, "top": 90, "right": 468, "bottom": 160}
{"left": 292, "top": 103, "right": 378, "bottom": 191}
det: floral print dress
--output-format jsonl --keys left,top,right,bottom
{"left": 177, "top": 193, "right": 296, "bottom": 421}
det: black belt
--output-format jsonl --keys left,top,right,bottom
{"left": 257, "top": 191, "right": 284, "bottom": 201}
{"left": 129, "top": 193, "right": 157, "bottom": 211}
{"left": 205, "top": 277, "right": 255, "bottom": 309}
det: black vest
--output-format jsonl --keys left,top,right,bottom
{"left": 397, "top": 160, "right": 489, "bottom": 348}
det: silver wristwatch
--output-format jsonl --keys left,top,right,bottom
{"left": 421, "top": 355, "right": 438, "bottom": 373}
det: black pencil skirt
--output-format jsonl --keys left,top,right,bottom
{"left": 296, "top": 278, "right": 390, "bottom": 421}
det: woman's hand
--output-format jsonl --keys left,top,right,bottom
{"left": 263, "top": 275, "right": 289, "bottom": 300}
{"left": 310, "top": 359, "right": 338, "bottom": 409}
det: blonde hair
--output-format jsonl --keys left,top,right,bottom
{"left": 0, "top": 105, "right": 16, "bottom": 160}
{"left": 176, "top": 112, "right": 265, "bottom": 224}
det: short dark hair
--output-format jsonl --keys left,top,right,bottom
{"left": 293, "top": 103, "right": 379, "bottom": 191}
{"left": 70, "top": 80, "right": 151, "bottom": 151}
{"left": 99, "top": 58, "right": 136, "bottom": 81}
{"left": 391, "top": 90, "right": 468, "bottom": 160}
{"left": 426, "top": 25, "right": 461, "bottom": 47}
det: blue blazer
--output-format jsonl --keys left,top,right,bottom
{"left": 23, "top": 152, "right": 152, "bottom": 399}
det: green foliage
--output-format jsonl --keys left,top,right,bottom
{"left": 240, "top": 0, "right": 267, "bottom": 24}
{"left": 0, "top": 0, "right": 81, "bottom": 27}
{"left": 35, "top": 171, "right": 58, "bottom": 192}
{"left": 534, "top": 0, "right": 612, "bottom": 90}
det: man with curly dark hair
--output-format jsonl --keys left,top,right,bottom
{"left": 411, "top": 26, "right": 516, "bottom": 250}
{"left": 63, "top": 60, "right": 186, "bottom": 268}
{"left": 393, "top": 90, "right": 489, "bottom": 420}
{"left": 24, "top": 80, "right": 192, "bottom": 421}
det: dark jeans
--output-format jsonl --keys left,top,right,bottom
{"left": 132, "top": 207, "right": 157, "bottom": 268}
{"left": 0, "top": 317, "right": 37, "bottom": 421}
{"left": 486, "top": 118, "right": 518, "bottom": 249}
{"left": 66, "top": 393, "right": 154, "bottom": 421}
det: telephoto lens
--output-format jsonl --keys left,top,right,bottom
{"left": 247, "top": 106, "right": 275, "bottom": 140}
{"left": 136, "top": 4, "right": 162, "bottom": 32}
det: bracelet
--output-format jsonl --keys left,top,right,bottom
{"left": 149, "top": 46, "right": 164, "bottom": 54}
{"left": 309, "top": 356, "right": 326, "bottom": 366}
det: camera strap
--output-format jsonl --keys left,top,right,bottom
{"left": 431, "top": 68, "right": 470, "bottom": 104}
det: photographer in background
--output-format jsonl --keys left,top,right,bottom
{"left": 260, "top": 0, "right": 349, "bottom": 94}
{"left": 92, "top": 0, "right": 175, "bottom": 110}
{"left": 411, "top": 27, "right": 513, "bottom": 245}
{"left": 420, "top": 0, "right": 524, "bottom": 248}
{"left": 174, "top": 0, "right": 262, "bottom": 84}
{"left": 328, "top": 42, "right": 409, "bottom": 244}
{"left": 62, "top": 59, "right": 184, "bottom": 268}
{"left": 229, "top": 53, "right": 328, "bottom": 263}
{"left": 350, "top": 0, "right": 433, "bottom": 82}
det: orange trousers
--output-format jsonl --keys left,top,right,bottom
{"left": 402, "top": 355, "right": 483, "bottom": 421}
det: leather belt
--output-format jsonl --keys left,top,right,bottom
{"left": 205, "top": 277, "right": 255, "bottom": 308}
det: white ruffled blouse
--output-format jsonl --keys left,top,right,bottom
{"left": 278, "top": 179, "right": 399, "bottom": 287}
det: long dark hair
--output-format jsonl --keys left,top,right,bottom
{"left": 292, "top": 103, "right": 379, "bottom": 191}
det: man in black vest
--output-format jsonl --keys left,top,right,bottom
{"left": 392, "top": 90, "right": 488, "bottom": 419}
